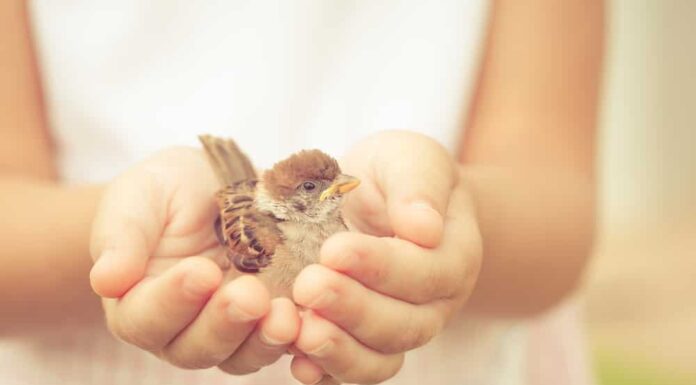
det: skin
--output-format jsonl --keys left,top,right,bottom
{"left": 0, "top": 0, "right": 602, "bottom": 383}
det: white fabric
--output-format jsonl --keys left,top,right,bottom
{"left": 4, "top": 1, "right": 544, "bottom": 384}
{"left": 32, "top": 0, "right": 488, "bottom": 182}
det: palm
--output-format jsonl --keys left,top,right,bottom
{"left": 339, "top": 144, "right": 394, "bottom": 238}
{"left": 91, "top": 146, "right": 301, "bottom": 376}
{"left": 134, "top": 148, "right": 230, "bottom": 277}
{"left": 338, "top": 131, "right": 454, "bottom": 248}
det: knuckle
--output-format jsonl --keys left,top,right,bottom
{"left": 320, "top": 269, "right": 344, "bottom": 292}
{"left": 341, "top": 353, "right": 404, "bottom": 385}
{"left": 420, "top": 259, "right": 445, "bottom": 302}
{"left": 337, "top": 292, "right": 367, "bottom": 333}
{"left": 297, "top": 327, "right": 343, "bottom": 360}
{"left": 113, "top": 313, "right": 160, "bottom": 352}
{"left": 359, "top": 248, "right": 389, "bottom": 288}
{"left": 218, "top": 359, "right": 261, "bottom": 375}
{"left": 405, "top": 324, "right": 435, "bottom": 351}
{"left": 388, "top": 314, "right": 436, "bottom": 353}
{"left": 160, "top": 350, "right": 218, "bottom": 370}
{"left": 244, "top": 350, "right": 282, "bottom": 369}
{"left": 365, "top": 354, "right": 405, "bottom": 385}
{"left": 331, "top": 350, "right": 359, "bottom": 381}
{"left": 453, "top": 257, "right": 473, "bottom": 298}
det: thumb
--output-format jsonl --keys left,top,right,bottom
{"left": 89, "top": 171, "right": 165, "bottom": 298}
{"left": 372, "top": 131, "right": 457, "bottom": 248}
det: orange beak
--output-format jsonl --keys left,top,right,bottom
{"left": 319, "top": 174, "right": 360, "bottom": 201}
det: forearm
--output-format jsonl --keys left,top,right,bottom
{"left": 0, "top": 177, "right": 103, "bottom": 321}
{"left": 461, "top": 165, "right": 595, "bottom": 316}
{"left": 457, "top": 0, "right": 602, "bottom": 317}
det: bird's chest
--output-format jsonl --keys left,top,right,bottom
{"left": 279, "top": 220, "right": 345, "bottom": 264}
{"left": 259, "top": 218, "right": 346, "bottom": 298}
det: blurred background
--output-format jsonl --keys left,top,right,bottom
{"left": 587, "top": 1, "right": 696, "bottom": 384}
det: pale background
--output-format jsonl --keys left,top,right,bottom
{"left": 586, "top": 1, "right": 696, "bottom": 384}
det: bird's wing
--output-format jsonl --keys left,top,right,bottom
{"left": 199, "top": 134, "right": 279, "bottom": 272}
{"left": 199, "top": 134, "right": 257, "bottom": 186}
{"left": 216, "top": 180, "right": 283, "bottom": 273}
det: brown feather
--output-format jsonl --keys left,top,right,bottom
{"left": 199, "top": 135, "right": 257, "bottom": 186}
{"left": 263, "top": 149, "right": 341, "bottom": 199}
{"left": 217, "top": 179, "right": 282, "bottom": 273}
{"left": 199, "top": 135, "right": 283, "bottom": 273}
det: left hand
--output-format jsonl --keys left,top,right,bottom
{"left": 290, "top": 131, "right": 483, "bottom": 384}
{"left": 89, "top": 148, "right": 300, "bottom": 374}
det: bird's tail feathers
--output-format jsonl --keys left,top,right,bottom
{"left": 198, "top": 134, "right": 257, "bottom": 186}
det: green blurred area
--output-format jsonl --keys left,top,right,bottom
{"left": 594, "top": 350, "right": 696, "bottom": 385}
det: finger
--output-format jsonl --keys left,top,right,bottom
{"left": 316, "top": 376, "right": 342, "bottom": 385}
{"left": 217, "top": 297, "right": 300, "bottom": 374}
{"left": 161, "top": 275, "right": 270, "bottom": 369}
{"left": 90, "top": 171, "right": 165, "bottom": 297}
{"left": 294, "top": 311, "right": 404, "bottom": 385}
{"left": 291, "top": 357, "right": 327, "bottom": 385}
{"left": 294, "top": 265, "right": 449, "bottom": 354}
{"left": 320, "top": 232, "right": 463, "bottom": 304}
{"left": 340, "top": 177, "right": 394, "bottom": 237}
{"left": 291, "top": 358, "right": 341, "bottom": 385}
{"left": 371, "top": 131, "right": 456, "bottom": 247}
{"left": 105, "top": 257, "right": 222, "bottom": 352}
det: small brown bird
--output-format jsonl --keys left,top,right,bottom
{"left": 199, "top": 135, "right": 360, "bottom": 297}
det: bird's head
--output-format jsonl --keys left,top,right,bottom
{"left": 258, "top": 150, "right": 360, "bottom": 223}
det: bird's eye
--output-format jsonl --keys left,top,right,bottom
{"left": 302, "top": 181, "right": 316, "bottom": 191}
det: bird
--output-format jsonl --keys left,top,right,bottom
{"left": 199, "top": 135, "right": 360, "bottom": 297}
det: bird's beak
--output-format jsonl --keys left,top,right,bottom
{"left": 320, "top": 174, "right": 360, "bottom": 201}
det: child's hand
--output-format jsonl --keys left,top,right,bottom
{"left": 89, "top": 148, "right": 300, "bottom": 374}
{"left": 290, "top": 131, "right": 483, "bottom": 384}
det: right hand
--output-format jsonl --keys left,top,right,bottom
{"left": 89, "top": 147, "right": 300, "bottom": 373}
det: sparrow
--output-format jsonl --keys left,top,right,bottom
{"left": 199, "top": 135, "right": 360, "bottom": 297}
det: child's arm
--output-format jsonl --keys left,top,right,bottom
{"left": 0, "top": 0, "right": 103, "bottom": 324}
{"left": 0, "top": 180, "right": 103, "bottom": 322}
{"left": 460, "top": 0, "right": 602, "bottom": 314}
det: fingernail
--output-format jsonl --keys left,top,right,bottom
{"left": 260, "top": 332, "right": 285, "bottom": 346}
{"left": 227, "top": 302, "right": 260, "bottom": 323}
{"left": 306, "top": 339, "right": 334, "bottom": 357}
{"left": 307, "top": 290, "right": 337, "bottom": 309}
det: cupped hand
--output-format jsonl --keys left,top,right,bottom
{"left": 291, "top": 131, "right": 483, "bottom": 384}
{"left": 89, "top": 147, "right": 300, "bottom": 373}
